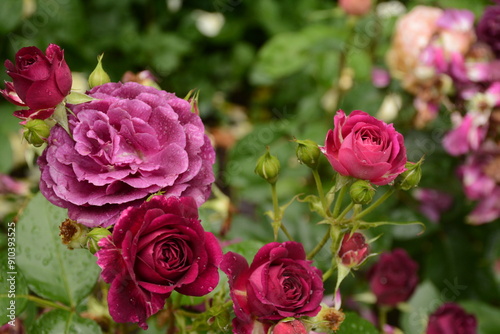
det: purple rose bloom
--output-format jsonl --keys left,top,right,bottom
{"left": 426, "top": 303, "right": 477, "bottom": 334}
{"left": 367, "top": 248, "right": 419, "bottom": 306}
{"left": 476, "top": 5, "right": 500, "bottom": 57}
{"left": 38, "top": 82, "right": 215, "bottom": 227}
{"left": 221, "top": 242, "right": 324, "bottom": 334}
{"left": 96, "top": 196, "right": 223, "bottom": 329}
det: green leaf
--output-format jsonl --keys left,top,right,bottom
{"left": 400, "top": 280, "right": 440, "bottom": 334}
{"left": 358, "top": 220, "right": 426, "bottom": 235}
{"left": 30, "top": 309, "right": 102, "bottom": 334}
{"left": 16, "top": 192, "right": 100, "bottom": 307}
{"left": 0, "top": 251, "right": 28, "bottom": 321}
{"left": 460, "top": 300, "right": 500, "bottom": 334}
{"left": 336, "top": 312, "right": 378, "bottom": 334}
{"left": 65, "top": 92, "right": 96, "bottom": 104}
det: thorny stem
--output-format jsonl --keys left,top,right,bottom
{"left": 271, "top": 183, "right": 294, "bottom": 241}
{"left": 307, "top": 225, "right": 331, "bottom": 260}
{"left": 353, "top": 189, "right": 395, "bottom": 221}
{"left": 312, "top": 169, "right": 330, "bottom": 217}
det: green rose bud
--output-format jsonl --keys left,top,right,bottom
{"left": 295, "top": 139, "right": 321, "bottom": 169}
{"left": 86, "top": 228, "right": 112, "bottom": 254}
{"left": 349, "top": 180, "right": 375, "bottom": 204}
{"left": 23, "top": 119, "right": 51, "bottom": 147}
{"left": 59, "top": 219, "right": 89, "bottom": 250}
{"left": 255, "top": 147, "right": 280, "bottom": 184}
{"left": 396, "top": 158, "right": 423, "bottom": 191}
{"left": 88, "top": 54, "right": 111, "bottom": 88}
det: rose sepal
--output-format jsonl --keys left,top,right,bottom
{"left": 265, "top": 194, "right": 300, "bottom": 240}
{"left": 65, "top": 91, "right": 97, "bottom": 104}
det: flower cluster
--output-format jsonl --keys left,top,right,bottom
{"left": 2, "top": 42, "right": 474, "bottom": 334}
{"left": 388, "top": 4, "right": 500, "bottom": 224}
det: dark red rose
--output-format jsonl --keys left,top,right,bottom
{"left": 96, "top": 196, "right": 222, "bottom": 329}
{"left": 338, "top": 232, "right": 370, "bottom": 268}
{"left": 426, "top": 303, "right": 477, "bottom": 334}
{"left": 1, "top": 44, "right": 72, "bottom": 119}
{"left": 476, "top": 6, "right": 500, "bottom": 58}
{"left": 367, "top": 248, "right": 419, "bottom": 306}
{"left": 221, "top": 242, "right": 324, "bottom": 334}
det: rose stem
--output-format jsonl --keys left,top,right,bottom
{"left": 312, "top": 169, "right": 330, "bottom": 217}
{"left": 271, "top": 182, "right": 294, "bottom": 241}
{"left": 307, "top": 225, "right": 332, "bottom": 260}
{"left": 352, "top": 188, "right": 395, "bottom": 221}
{"left": 332, "top": 185, "right": 348, "bottom": 218}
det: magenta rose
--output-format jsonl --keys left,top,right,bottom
{"left": 320, "top": 110, "right": 407, "bottom": 185}
{"left": 38, "top": 82, "right": 215, "bottom": 227}
{"left": 1, "top": 44, "right": 72, "bottom": 119}
{"left": 271, "top": 319, "right": 308, "bottom": 334}
{"left": 221, "top": 242, "right": 324, "bottom": 334}
{"left": 95, "top": 196, "right": 222, "bottom": 329}
{"left": 426, "top": 303, "right": 477, "bottom": 334}
{"left": 367, "top": 248, "right": 419, "bottom": 306}
{"left": 338, "top": 232, "right": 370, "bottom": 268}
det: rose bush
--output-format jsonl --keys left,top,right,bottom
{"left": 38, "top": 82, "right": 215, "bottom": 227}
{"left": 426, "top": 303, "right": 477, "bottom": 334}
{"left": 0, "top": 44, "right": 72, "bottom": 119}
{"left": 367, "top": 248, "right": 419, "bottom": 306}
{"left": 320, "top": 110, "right": 407, "bottom": 185}
{"left": 95, "top": 196, "right": 222, "bottom": 329}
{"left": 221, "top": 241, "right": 324, "bottom": 334}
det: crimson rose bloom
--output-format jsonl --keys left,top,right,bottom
{"left": 320, "top": 110, "right": 407, "bottom": 185}
{"left": 476, "top": 5, "right": 500, "bottom": 58}
{"left": 426, "top": 303, "right": 477, "bottom": 334}
{"left": 96, "top": 196, "right": 222, "bottom": 329}
{"left": 1, "top": 44, "right": 72, "bottom": 119}
{"left": 221, "top": 242, "right": 324, "bottom": 334}
{"left": 367, "top": 248, "right": 418, "bottom": 306}
{"left": 38, "top": 82, "right": 215, "bottom": 227}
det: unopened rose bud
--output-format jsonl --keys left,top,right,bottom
{"left": 255, "top": 147, "right": 280, "bottom": 184}
{"left": 338, "top": 232, "right": 370, "bottom": 268}
{"left": 86, "top": 228, "right": 112, "bottom": 254}
{"left": 272, "top": 319, "right": 308, "bottom": 334}
{"left": 59, "top": 219, "right": 89, "bottom": 250}
{"left": 339, "top": 0, "right": 372, "bottom": 16}
{"left": 349, "top": 180, "right": 375, "bottom": 204}
{"left": 295, "top": 139, "right": 321, "bottom": 169}
{"left": 88, "top": 54, "right": 111, "bottom": 88}
{"left": 396, "top": 158, "right": 423, "bottom": 191}
{"left": 22, "top": 119, "right": 50, "bottom": 147}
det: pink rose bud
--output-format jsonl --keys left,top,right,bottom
{"left": 426, "top": 303, "right": 477, "bottom": 334}
{"left": 338, "top": 232, "right": 370, "bottom": 267}
{"left": 320, "top": 110, "right": 407, "bottom": 185}
{"left": 1, "top": 44, "right": 72, "bottom": 119}
{"left": 368, "top": 249, "right": 419, "bottom": 306}
{"left": 272, "top": 320, "right": 308, "bottom": 334}
{"left": 339, "top": 0, "right": 372, "bottom": 16}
